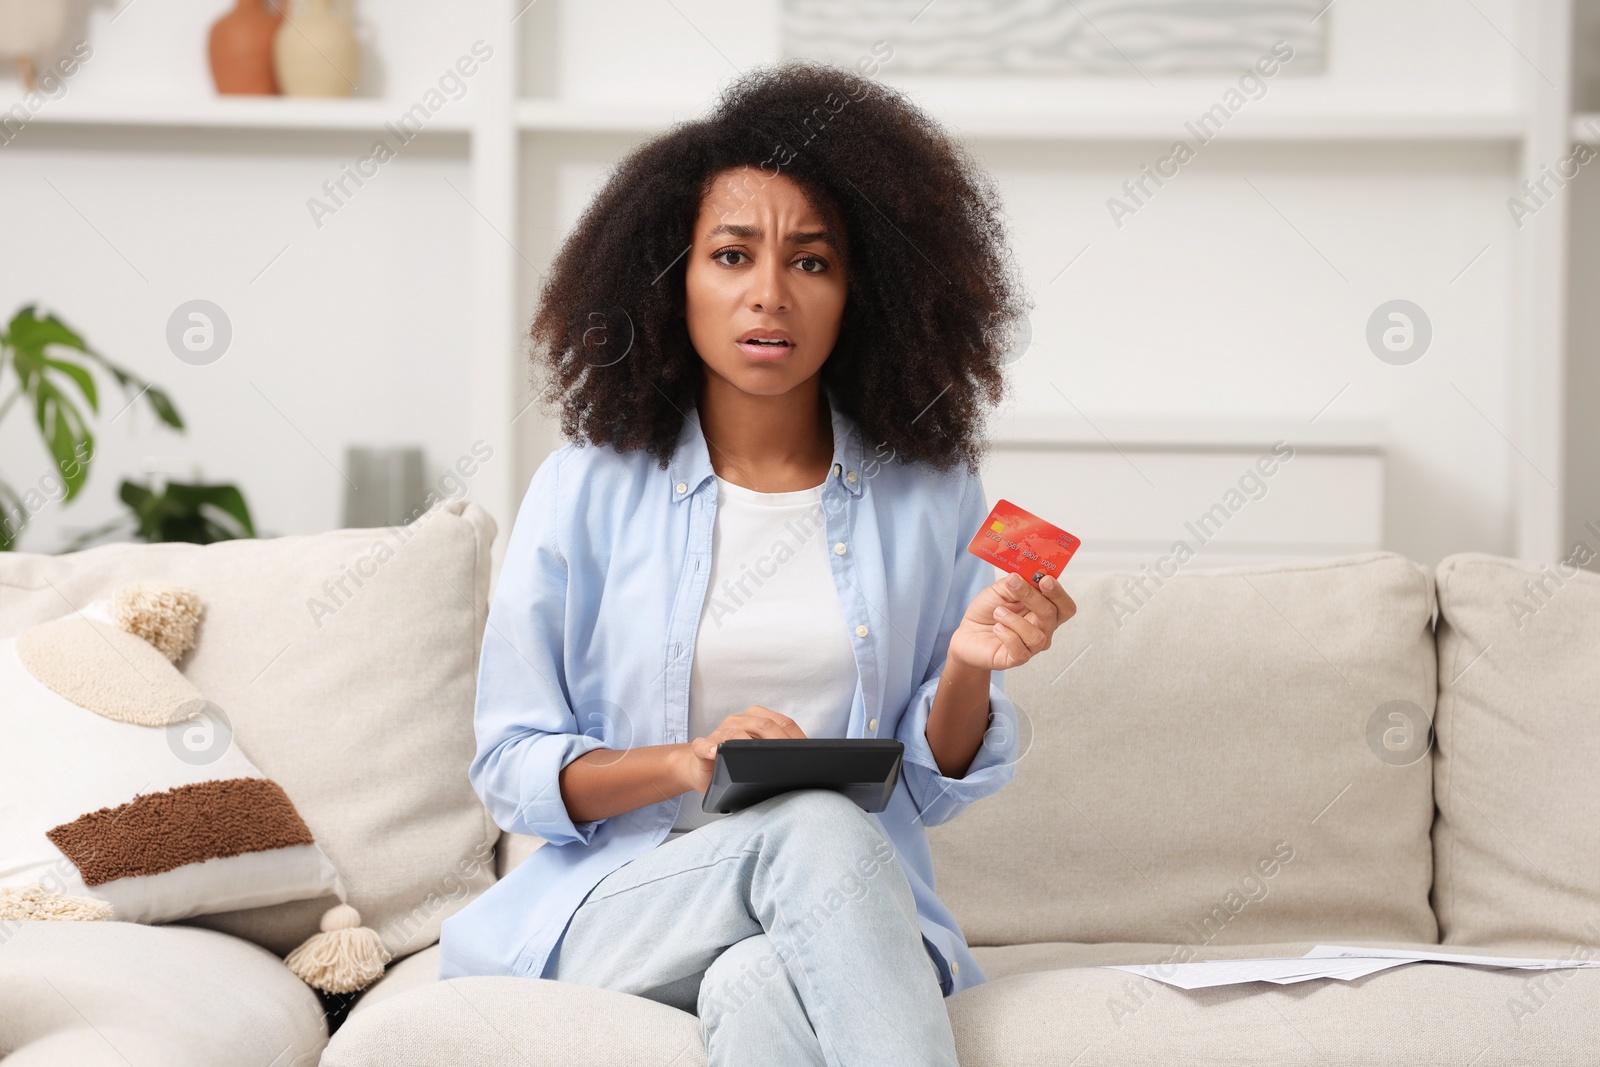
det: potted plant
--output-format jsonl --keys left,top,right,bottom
{"left": 0, "top": 304, "right": 256, "bottom": 553}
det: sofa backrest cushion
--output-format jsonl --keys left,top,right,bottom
{"left": 1432, "top": 552, "right": 1600, "bottom": 954}
{"left": 928, "top": 551, "right": 1439, "bottom": 950}
{"left": 0, "top": 500, "right": 500, "bottom": 960}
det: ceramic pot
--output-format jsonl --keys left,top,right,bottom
{"left": 273, "top": 0, "right": 358, "bottom": 98}
{"left": 208, "top": 0, "right": 284, "bottom": 95}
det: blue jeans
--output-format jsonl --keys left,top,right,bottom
{"left": 547, "top": 788, "right": 960, "bottom": 1067}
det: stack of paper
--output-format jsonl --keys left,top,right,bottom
{"left": 1104, "top": 945, "right": 1600, "bottom": 990}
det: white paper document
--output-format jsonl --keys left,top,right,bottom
{"left": 1104, "top": 945, "right": 1600, "bottom": 990}
{"left": 1302, "top": 945, "right": 1600, "bottom": 968}
{"left": 1258, "top": 959, "right": 1414, "bottom": 985}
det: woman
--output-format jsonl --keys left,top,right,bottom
{"left": 438, "top": 59, "right": 1076, "bottom": 1066}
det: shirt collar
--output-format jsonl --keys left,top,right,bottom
{"left": 668, "top": 383, "right": 866, "bottom": 503}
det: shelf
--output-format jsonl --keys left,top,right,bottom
{"left": 514, "top": 98, "right": 1524, "bottom": 142}
{"left": 10, "top": 93, "right": 1523, "bottom": 144}
{"left": 14, "top": 95, "right": 475, "bottom": 133}
{"left": 939, "top": 109, "right": 1524, "bottom": 142}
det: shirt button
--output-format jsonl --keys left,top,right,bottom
{"left": 846, "top": 471, "right": 858, "bottom": 483}
{"left": 868, "top": 717, "right": 877, "bottom": 731}
{"left": 675, "top": 482, "right": 687, "bottom": 494}
{"left": 855, "top": 624, "right": 869, "bottom": 638}
{"left": 831, "top": 463, "right": 841, "bottom": 477}
{"left": 834, "top": 542, "right": 846, "bottom": 555}
{"left": 952, "top": 961, "right": 960, "bottom": 974}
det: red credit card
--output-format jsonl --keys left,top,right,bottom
{"left": 966, "top": 499, "right": 1081, "bottom": 585}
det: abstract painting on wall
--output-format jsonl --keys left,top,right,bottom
{"left": 781, "top": 0, "right": 1328, "bottom": 75}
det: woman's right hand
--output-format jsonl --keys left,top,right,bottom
{"left": 677, "top": 706, "right": 808, "bottom": 796}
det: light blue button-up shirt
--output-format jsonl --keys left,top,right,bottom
{"left": 438, "top": 385, "right": 1020, "bottom": 997}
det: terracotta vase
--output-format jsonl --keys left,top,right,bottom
{"left": 273, "top": 0, "right": 359, "bottom": 98}
{"left": 208, "top": 0, "right": 284, "bottom": 95}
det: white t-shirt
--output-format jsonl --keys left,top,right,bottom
{"left": 667, "top": 474, "right": 859, "bottom": 838}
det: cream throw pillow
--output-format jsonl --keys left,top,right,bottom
{"left": 0, "top": 584, "right": 388, "bottom": 993}
{"left": 1433, "top": 552, "right": 1600, "bottom": 954}
{"left": 929, "top": 552, "right": 1440, "bottom": 950}
{"left": 0, "top": 595, "right": 346, "bottom": 924}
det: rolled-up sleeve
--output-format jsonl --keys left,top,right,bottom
{"left": 893, "top": 467, "right": 1021, "bottom": 828}
{"left": 467, "top": 446, "right": 612, "bottom": 846}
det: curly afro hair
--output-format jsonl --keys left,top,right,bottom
{"left": 527, "top": 58, "right": 1029, "bottom": 474}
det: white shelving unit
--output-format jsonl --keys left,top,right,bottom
{"left": 4, "top": 0, "right": 1585, "bottom": 578}
{"left": 21, "top": 96, "right": 476, "bottom": 132}
{"left": 1515, "top": 0, "right": 1574, "bottom": 562}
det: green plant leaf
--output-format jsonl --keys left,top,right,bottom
{"left": 41, "top": 356, "right": 98, "bottom": 412}
{"left": 119, "top": 479, "right": 161, "bottom": 540}
{"left": 3, "top": 304, "right": 190, "bottom": 512}
{"left": 8, "top": 303, "right": 184, "bottom": 433}
{"left": 77, "top": 349, "right": 185, "bottom": 431}
{"left": 119, "top": 479, "right": 156, "bottom": 510}
{"left": 30, "top": 379, "right": 94, "bottom": 500}
{"left": 170, "top": 482, "right": 255, "bottom": 537}
{"left": 6, "top": 304, "right": 90, "bottom": 360}
{"left": 140, "top": 382, "right": 183, "bottom": 430}
{"left": 6, "top": 306, "right": 102, "bottom": 502}
{"left": 119, "top": 479, "right": 255, "bottom": 544}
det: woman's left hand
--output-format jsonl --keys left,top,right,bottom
{"left": 947, "top": 572, "right": 1077, "bottom": 672}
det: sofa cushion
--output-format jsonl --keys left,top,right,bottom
{"left": 324, "top": 938, "right": 1599, "bottom": 1066}
{"left": 346, "top": 943, "right": 445, "bottom": 1017}
{"left": 1432, "top": 552, "right": 1600, "bottom": 953}
{"left": 0, "top": 919, "right": 326, "bottom": 1066}
{"left": 929, "top": 552, "right": 1439, "bottom": 949}
{"left": 322, "top": 973, "right": 707, "bottom": 1067}
{"left": 0, "top": 499, "right": 500, "bottom": 961}
{"left": 950, "top": 940, "right": 1600, "bottom": 1066}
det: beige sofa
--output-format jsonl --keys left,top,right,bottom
{"left": 4, "top": 502, "right": 1597, "bottom": 1065}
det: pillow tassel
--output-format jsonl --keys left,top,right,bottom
{"left": 284, "top": 902, "right": 392, "bottom": 994}
{"left": 0, "top": 883, "right": 114, "bottom": 921}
